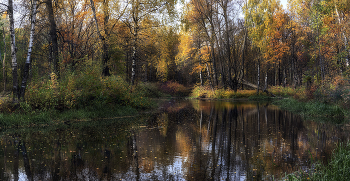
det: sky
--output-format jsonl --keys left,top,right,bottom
{"left": 280, "top": 0, "right": 289, "bottom": 9}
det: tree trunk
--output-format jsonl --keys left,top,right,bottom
{"left": 222, "top": 0, "right": 234, "bottom": 90}
{"left": 240, "top": 29, "right": 247, "bottom": 90}
{"left": 9, "top": 0, "right": 19, "bottom": 102}
{"left": 2, "top": 27, "right": 6, "bottom": 93}
{"left": 20, "top": 0, "right": 38, "bottom": 100}
{"left": 257, "top": 58, "right": 260, "bottom": 94}
{"left": 335, "top": 4, "right": 349, "bottom": 68}
{"left": 209, "top": 21, "right": 218, "bottom": 87}
{"left": 199, "top": 61, "right": 203, "bottom": 86}
{"left": 283, "top": 68, "right": 286, "bottom": 87}
{"left": 264, "top": 72, "right": 267, "bottom": 92}
{"left": 206, "top": 62, "right": 214, "bottom": 91}
{"left": 130, "top": 26, "right": 137, "bottom": 85}
{"left": 90, "top": 0, "right": 110, "bottom": 76}
{"left": 46, "top": 0, "right": 59, "bottom": 77}
{"left": 102, "top": 0, "right": 110, "bottom": 76}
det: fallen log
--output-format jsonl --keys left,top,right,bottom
{"left": 240, "top": 79, "right": 276, "bottom": 97}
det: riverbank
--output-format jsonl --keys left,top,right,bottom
{"left": 0, "top": 102, "right": 140, "bottom": 128}
{"left": 0, "top": 79, "right": 189, "bottom": 128}
{"left": 284, "top": 142, "right": 350, "bottom": 181}
{"left": 273, "top": 98, "right": 346, "bottom": 123}
{"left": 190, "top": 83, "right": 350, "bottom": 123}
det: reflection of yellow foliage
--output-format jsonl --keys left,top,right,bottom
{"left": 175, "top": 130, "right": 191, "bottom": 158}
{"left": 190, "top": 99, "right": 262, "bottom": 113}
{"left": 157, "top": 113, "right": 168, "bottom": 137}
{"left": 140, "top": 157, "right": 155, "bottom": 173}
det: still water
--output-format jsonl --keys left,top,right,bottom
{"left": 0, "top": 99, "right": 349, "bottom": 180}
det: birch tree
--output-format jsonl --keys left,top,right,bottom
{"left": 19, "top": 0, "right": 38, "bottom": 100}
{"left": 8, "top": 0, "right": 19, "bottom": 102}
{"left": 2, "top": 26, "right": 6, "bottom": 93}
{"left": 123, "top": 0, "right": 176, "bottom": 85}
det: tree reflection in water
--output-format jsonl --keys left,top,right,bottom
{"left": 0, "top": 99, "right": 349, "bottom": 180}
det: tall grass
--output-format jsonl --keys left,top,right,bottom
{"left": 269, "top": 86, "right": 307, "bottom": 100}
{"left": 273, "top": 98, "right": 344, "bottom": 123}
{"left": 284, "top": 142, "right": 350, "bottom": 181}
{"left": 190, "top": 85, "right": 258, "bottom": 99}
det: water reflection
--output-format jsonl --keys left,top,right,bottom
{"left": 0, "top": 100, "right": 349, "bottom": 180}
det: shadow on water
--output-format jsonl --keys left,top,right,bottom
{"left": 0, "top": 99, "right": 349, "bottom": 180}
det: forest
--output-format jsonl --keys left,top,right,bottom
{"left": 0, "top": 0, "right": 349, "bottom": 112}
{"left": 1, "top": 1, "right": 350, "bottom": 180}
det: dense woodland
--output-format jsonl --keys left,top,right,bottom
{"left": 0, "top": 0, "right": 349, "bottom": 102}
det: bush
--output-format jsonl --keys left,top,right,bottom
{"left": 190, "top": 85, "right": 263, "bottom": 99}
{"left": 23, "top": 62, "right": 155, "bottom": 112}
{"left": 136, "top": 82, "right": 164, "bottom": 98}
{"left": 25, "top": 73, "right": 60, "bottom": 110}
{"left": 190, "top": 85, "right": 215, "bottom": 98}
{"left": 159, "top": 81, "right": 190, "bottom": 97}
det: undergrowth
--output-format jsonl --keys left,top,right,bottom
{"left": 190, "top": 85, "right": 259, "bottom": 99}
{"left": 284, "top": 142, "right": 350, "bottom": 181}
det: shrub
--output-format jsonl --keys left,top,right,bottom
{"left": 159, "top": 81, "right": 190, "bottom": 96}
{"left": 25, "top": 73, "right": 60, "bottom": 110}
{"left": 24, "top": 65, "right": 155, "bottom": 111}
{"left": 190, "top": 85, "right": 215, "bottom": 98}
{"left": 190, "top": 85, "right": 261, "bottom": 99}
{"left": 136, "top": 82, "right": 164, "bottom": 98}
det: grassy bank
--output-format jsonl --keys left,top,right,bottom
{"left": 284, "top": 142, "right": 350, "bottom": 181}
{"left": 0, "top": 59, "right": 189, "bottom": 128}
{"left": 0, "top": 103, "right": 141, "bottom": 129}
{"left": 190, "top": 85, "right": 274, "bottom": 100}
{"left": 273, "top": 98, "right": 346, "bottom": 123}
{"left": 0, "top": 79, "right": 188, "bottom": 128}
{"left": 190, "top": 76, "right": 350, "bottom": 122}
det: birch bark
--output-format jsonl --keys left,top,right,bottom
{"left": 19, "top": 0, "right": 38, "bottom": 100}
{"left": 8, "top": 0, "right": 19, "bottom": 102}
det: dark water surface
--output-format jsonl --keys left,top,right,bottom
{"left": 1, "top": 99, "right": 350, "bottom": 180}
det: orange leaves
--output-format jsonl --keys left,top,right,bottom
{"left": 263, "top": 9, "right": 291, "bottom": 64}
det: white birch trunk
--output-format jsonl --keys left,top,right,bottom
{"left": 335, "top": 4, "right": 349, "bottom": 66}
{"left": 8, "top": 0, "right": 19, "bottom": 102}
{"left": 20, "top": 0, "right": 38, "bottom": 99}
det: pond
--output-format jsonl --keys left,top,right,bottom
{"left": 0, "top": 99, "right": 349, "bottom": 180}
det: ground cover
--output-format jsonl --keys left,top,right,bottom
{"left": 283, "top": 142, "right": 350, "bottom": 181}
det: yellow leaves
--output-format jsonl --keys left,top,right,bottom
{"left": 176, "top": 32, "right": 194, "bottom": 65}
{"left": 191, "top": 64, "right": 205, "bottom": 75}
{"left": 200, "top": 46, "right": 211, "bottom": 63}
{"left": 2, "top": 12, "right": 7, "bottom": 19}
{"left": 156, "top": 59, "right": 168, "bottom": 82}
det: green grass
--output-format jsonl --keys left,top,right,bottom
{"left": 248, "top": 93, "right": 274, "bottom": 101}
{"left": 284, "top": 142, "right": 350, "bottom": 181}
{"left": 0, "top": 104, "right": 140, "bottom": 129}
{"left": 273, "top": 98, "right": 345, "bottom": 123}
